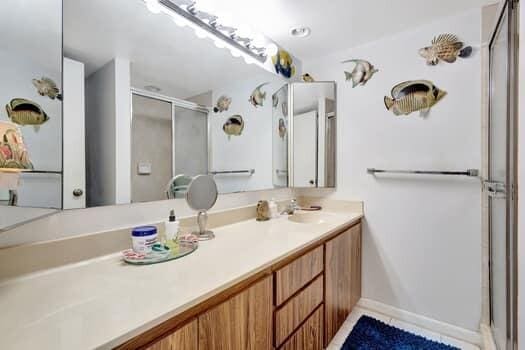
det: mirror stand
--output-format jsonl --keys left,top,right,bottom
{"left": 193, "top": 210, "right": 215, "bottom": 241}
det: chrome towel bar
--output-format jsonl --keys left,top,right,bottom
{"left": 210, "top": 169, "right": 255, "bottom": 175}
{"left": 367, "top": 168, "right": 479, "bottom": 177}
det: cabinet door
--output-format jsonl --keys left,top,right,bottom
{"left": 199, "top": 276, "right": 273, "bottom": 350}
{"left": 324, "top": 223, "right": 361, "bottom": 345}
{"left": 145, "top": 319, "right": 197, "bottom": 350}
{"left": 279, "top": 306, "right": 324, "bottom": 350}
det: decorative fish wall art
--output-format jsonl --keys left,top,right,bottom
{"left": 272, "top": 49, "right": 296, "bottom": 79}
{"left": 301, "top": 73, "right": 315, "bottom": 82}
{"left": 213, "top": 95, "right": 231, "bottom": 113}
{"left": 342, "top": 59, "right": 378, "bottom": 88}
{"left": 223, "top": 115, "right": 244, "bottom": 139}
{"left": 32, "top": 77, "right": 62, "bottom": 100}
{"left": 419, "top": 34, "right": 472, "bottom": 65}
{"left": 6, "top": 98, "right": 50, "bottom": 131}
{"left": 272, "top": 94, "right": 279, "bottom": 108}
{"left": 384, "top": 80, "right": 446, "bottom": 117}
{"left": 278, "top": 118, "right": 286, "bottom": 139}
{"left": 249, "top": 82, "right": 269, "bottom": 108}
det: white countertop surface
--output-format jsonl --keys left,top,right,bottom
{"left": 0, "top": 211, "right": 361, "bottom": 350}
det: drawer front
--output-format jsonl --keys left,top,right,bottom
{"left": 275, "top": 275, "right": 324, "bottom": 346}
{"left": 279, "top": 305, "right": 324, "bottom": 350}
{"left": 275, "top": 246, "right": 324, "bottom": 305}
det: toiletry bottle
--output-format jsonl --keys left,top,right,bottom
{"left": 165, "top": 209, "right": 180, "bottom": 245}
{"left": 269, "top": 198, "right": 278, "bottom": 218}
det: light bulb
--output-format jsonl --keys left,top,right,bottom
{"left": 195, "top": 28, "right": 208, "bottom": 39}
{"left": 243, "top": 56, "right": 255, "bottom": 65}
{"left": 230, "top": 48, "right": 242, "bottom": 58}
{"left": 145, "top": 0, "right": 161, "bottom": 14}
{"left": 173, "top": 16, "right": 188, "bottom": 27}
{"left": 236, "top": 24, "right": 253, "bottom": 38}
{"left": 266, "top": 43, "right": 278, "bottom": 56}
{"left": 214, "top": 39, "right": 226, "bottom": 48}
{"left": 252, "top": 34, "right": 266, "bottom": 47}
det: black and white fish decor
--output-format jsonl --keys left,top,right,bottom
{"left": 223, "top": 115, "right": 244, "bottom": 139}
{"left": 419, "top": 34, "right": 472, "bottom": 65}
{"left": 384, "top": 80, "right": 446, "bottom": 117}
{"left": 342, "top": 59, "right": 378, "bottom": 88}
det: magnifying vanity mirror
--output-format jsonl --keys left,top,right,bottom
{"left": 0, "top": 0, "right": 337, "bottom": 232}
{"left": 185, "top": 175, "right": 218, "bottom": 240}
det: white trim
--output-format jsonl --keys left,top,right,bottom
{"left": 357, "top": 298, "right": 482, "bottom": 346}
{"left": 480, "top": 323, "right": 497, "bottom": 350}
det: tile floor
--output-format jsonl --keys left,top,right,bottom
{"left": 326, "top": 307, "right": 480, "bottom": 350}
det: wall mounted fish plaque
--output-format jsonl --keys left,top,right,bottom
{"left": 384, "top": 80, "right": 446, "bottom": 117}
{"left": 249, "top": 82, "right": 268, "bottom": 108}
{"left": 213, "top": 95, "right": 231, "bottom": 113}
{"left": 278, "top": 118, "right": 286, "bottom": 139}
{"left": 223, "top": 115, "right": 244, "bottom": 139}
{"left": 419, "top": 34, "right": 472, "bottom": 65}
{"left": 32, "top": 77, "right": 62, "bottom": 100}
{"left": 342, "top": 59, "right": 378, "bottom": 88}
{"left": 272, "top": 49, "right": 296, "bottom": 79}
{"left": 5, "top": 98, "right": 50, "bottom": 132}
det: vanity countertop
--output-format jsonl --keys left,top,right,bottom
{"left": 0, "top": 209, "right": 362, "bottom": 350}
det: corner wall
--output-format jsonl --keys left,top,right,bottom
{"left": 302, "top": 8, "right": 483, "bottom": 331}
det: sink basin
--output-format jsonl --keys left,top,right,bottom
{"left": 287, "top": 211, "right": 326, "bottom": 224}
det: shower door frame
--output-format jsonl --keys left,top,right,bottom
{"left": 130, "top": 88, "right": 211, "bottom": 182}
{"left": 487, "top": 0, "right": 519, "bottom": 348}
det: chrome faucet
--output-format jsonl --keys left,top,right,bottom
{"left": 281, "top": 198, "right": 300, "bottom": 215}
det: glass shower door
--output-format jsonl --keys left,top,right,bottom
{"left": 487, "top": 1, "right": 517, "bottom": 349}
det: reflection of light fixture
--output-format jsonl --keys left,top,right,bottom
{"left": 290, "top": 26, "right": 311, "bottom": 38}
{"left": 142, "top": 0, "right": 280, "bottom": 65}
{"left": 0, "top": 121, "right": 32, "bottom": 173}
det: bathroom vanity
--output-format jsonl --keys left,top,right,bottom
{"left": 117, "top": 215, "right": 362, "bottom": 350}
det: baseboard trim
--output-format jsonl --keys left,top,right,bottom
{"left": 357, "top": 298, "right": 482, "bottom": 346}
{"left": 480, "top": 323, "right": 497, "bottom": 350}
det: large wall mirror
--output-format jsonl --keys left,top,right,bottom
{"left": 0, "top": 0, "right": 337, "bottom": 231}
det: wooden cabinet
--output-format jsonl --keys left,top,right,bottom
{"left": 279, "top": 306, "right": 324, "bottom": 350}
{"left": 275, "top": 246, "right": 323, "bottom": 306}
{"left": 324, "top": 223, "right": 362, "bottom": 345}
{"left": 145, "top": 319, "right": 197, "bottom": 350}
{"left": 198, "top": 276, "right": 273, "bottom": 350}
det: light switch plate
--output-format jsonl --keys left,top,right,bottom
{"left": 137, "top": 162, "right": 151, "bottom": 175}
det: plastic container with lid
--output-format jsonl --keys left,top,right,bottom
{"left": 131, "top": 226, "right": 158, "bottom": 253}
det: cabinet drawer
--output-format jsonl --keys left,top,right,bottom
{"left": 275, "top": 275, "right": 324, "bottom": 346}
{"left": 275, "top": 246, "right": 323, "bottom": 305}
{"left": 279, "top": 305, "right": 324, "bottom": 350}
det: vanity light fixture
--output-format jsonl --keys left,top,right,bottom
{"left": 143, "top": 0, "right": 277, "bottom": 65}
{"left": 290, "top": 26, "right": 311, "bottom": 38}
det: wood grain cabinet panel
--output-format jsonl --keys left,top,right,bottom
{"left": 325, "top": 223, "right": 362, "bottom": 346}
{"left": 275, "top": 275, "right": 323, "bottom": 347}
{"left": 279, "top": 306, "right": 324, "bottom": 350}
{"left": 198, "top": 276, "right": 273, "bottom": 350}
{"left": 145, "top": 319, "right": 197, "bottom": 350}
{"left": 275, "top": 246, "right": 323, "bottom": 306}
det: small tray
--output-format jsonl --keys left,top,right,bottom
{"left": 122, "top": 241, "right": 198, "bottom": 265}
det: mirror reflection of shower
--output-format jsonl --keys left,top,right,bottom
{"left": 131, "top": 91, "right": 209, "bottom": 203}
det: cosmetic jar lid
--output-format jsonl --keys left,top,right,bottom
{"left": 132, "top": 226, "right": 157, "bottom": 237}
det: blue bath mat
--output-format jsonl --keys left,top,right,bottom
{"left": 341, "top": 315, "right": 459, "bottom": 350}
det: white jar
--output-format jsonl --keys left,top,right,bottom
{"left": 131, "top": 226, "right": 158, "bottom": 253}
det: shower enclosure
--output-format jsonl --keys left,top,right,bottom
{"left": 487, "top": 1, "right": 518, "bottom": 348}
{"left": 131, "top": 90, "right": 209, "bottom": 203}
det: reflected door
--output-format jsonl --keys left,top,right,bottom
{"left": 173, "top": 106, "right": 208, "bottom": 178}
{"left": 487, "top": 1, "right": 517, "bottom": 349}
{"left": 293, "top": 110, "right": 317, "bottom": 187}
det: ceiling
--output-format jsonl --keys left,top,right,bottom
{"left": 196, "top": 0, "right": 498, "bottom": 60}
{"left": 64, "top": 0, "right": 277, "bottom": 99}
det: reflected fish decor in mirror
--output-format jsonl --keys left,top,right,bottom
{"left": 419, "top": 34, "right": 473, "bottom": 65}
{"left": 0, "top": 121, "right": 32, "bottom": 171}
{"left": 5, "top": 98, "right": 50, "bottom": 131}
{"left": 32, "top": 77, "right": 62, "bottom": 100}
{"left": 249, "top": 82, "right": 268, "bottom": 107}
{"left": 272, "top": 49, "right": 296, "bottom": 78}
{"left": 278, "top": 118, "right": 286, "bottom": 139}
{"left": 223, "top": 115, "right": 244, "bottom": 139}
{"left": 342, "top": 59, "right": 378, "bottom": 88}
{"left": 213, "top": 95, "right": 231, "bottom": 113}
{"left": 384, "top": 80, "right": 446, "bottom": 117}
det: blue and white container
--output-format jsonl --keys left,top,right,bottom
{"left": 131, "top": 226, "right": 158, "bottom": 253}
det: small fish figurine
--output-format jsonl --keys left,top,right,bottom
{"left": 342, "top": 59, "right": 378, "bottom": 88}
{"left": 272, "top": 49, "right": 296, "bottom": 78}
{"left": 278, "top": 118, "right": 286, "bottom": 139}
{"left": 384, "top": 80, "right": 446, "bottom": 117}
{"left": 272, "top": 94, "right": 279, "bottom": 108}
{"left": 6, "top": 98, "right": 50, "bottom": 131}
{"left": 223, "top": 115, "right": 244, "bottom": 139}
{"left": 419, "top": 34, "right": 473, "bottom": 65}
{"left": 213, "top": 95, "right": 231, "bottom": 113}
{"left": 32, "top": 77, "right": 62, "bottom": 100}
{"left": 301, "top": 73, "right": 315, "bottom": 82}
{"left": 249, "top": 82, "right": 269, "bottom": 108}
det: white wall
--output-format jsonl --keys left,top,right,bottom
{"left": 85, "top": 58, "right": 131, "bottom": 206}
{"left": 303, "top": 9, "right": 482, "bottom": 331}
{"left": 210, "top": 74, "right": 285, "bottom": 193}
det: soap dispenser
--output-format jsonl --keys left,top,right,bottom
{"left": 165, "top": 209, "right": 180, "bottom": 244}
